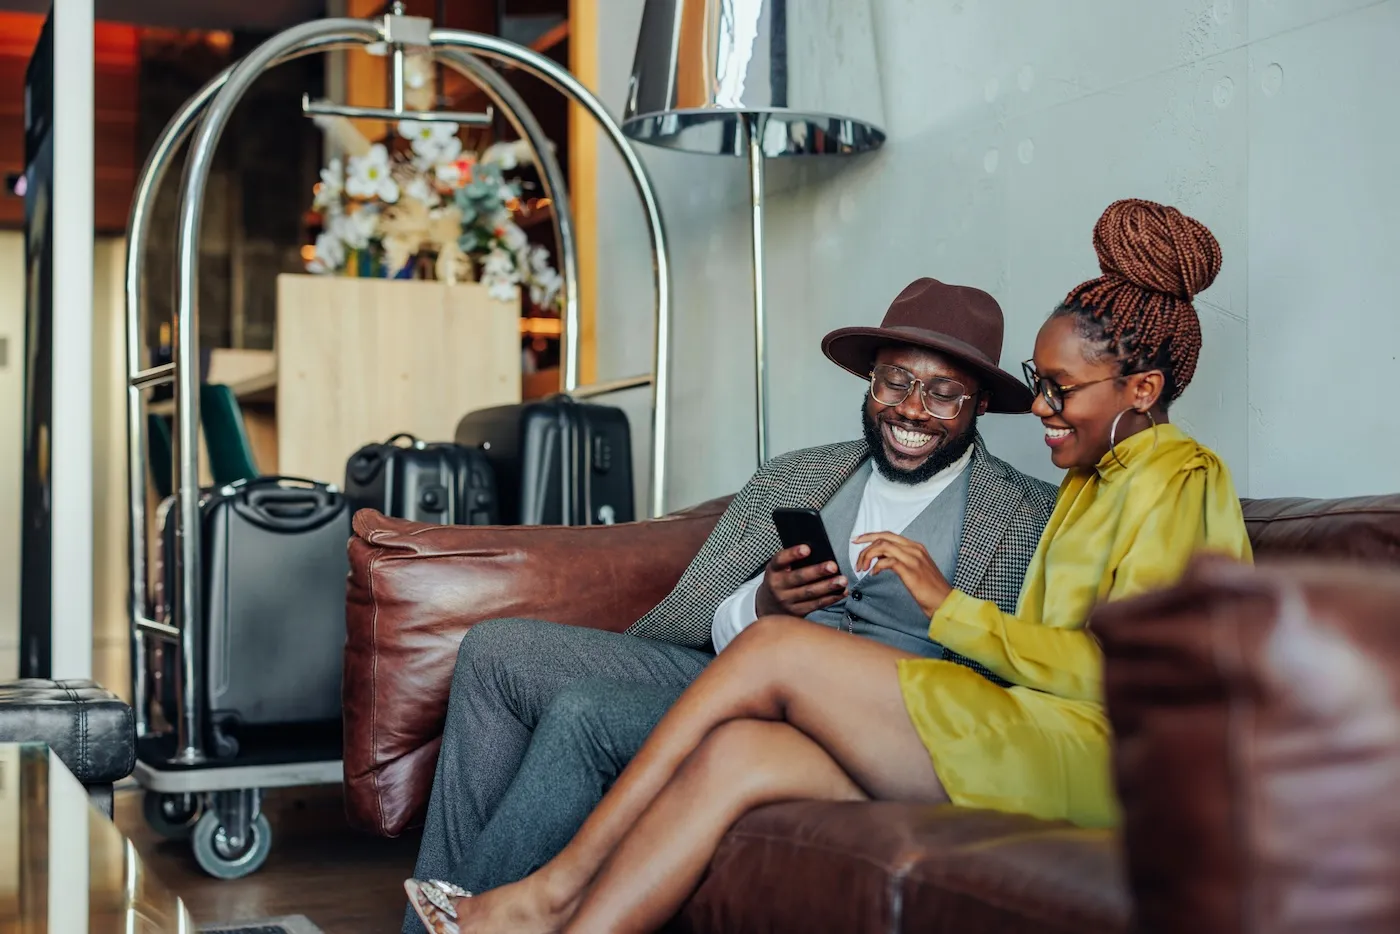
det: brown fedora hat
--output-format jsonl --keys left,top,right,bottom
{"left": 821, "top": 277, "right": 1034, "bottom": 414}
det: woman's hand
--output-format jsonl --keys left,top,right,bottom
{"left": 852, "top": 531, "right": 953, "bottom": 617}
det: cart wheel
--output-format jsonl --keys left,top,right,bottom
{"left": 142, "top": 791, "right": 201, "bottom": 840}
{"left": 191, "top": 810, "right": 272, "bottom": 879}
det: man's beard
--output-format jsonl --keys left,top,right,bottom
{"left": 861, "top": 398, "right": 978, "bottom": 485}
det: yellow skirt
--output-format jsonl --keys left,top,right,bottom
{"left": 897, "top": 658, "right": 1118, "bottom": 828}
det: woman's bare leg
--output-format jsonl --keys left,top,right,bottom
{"left": 560, "top": 719, "right": 866, "bottom": 934}
{"left": 452, "top": 617, "right": 947, "bottom": 933}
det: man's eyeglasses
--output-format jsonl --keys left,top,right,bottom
{"left": 868, "top": 364, "right": 974, "bottom": 420}
{"left": 1021, "top": 359, "right": 1129, "bottom": 414}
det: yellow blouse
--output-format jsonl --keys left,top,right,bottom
{"left": 897, "top": 422, "right": 1252, "bottom": 827}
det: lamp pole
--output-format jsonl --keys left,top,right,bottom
{"left": 745, "top": 114, "right": 769, "bottom": 465}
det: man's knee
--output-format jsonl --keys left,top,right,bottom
{"left": 454, "top": 618, "right": 543, "bottom": 683}
{"left": 538, "top": 679, "right": 671, "bottom": 767}
{"left": 541, "top": 679, "right": 615, "bottom": 738}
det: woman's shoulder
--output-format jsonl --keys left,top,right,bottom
{"left": 1151, "top": 425, "right": 1238, "bottom": 480}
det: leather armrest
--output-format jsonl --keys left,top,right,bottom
{"left": 1095, "top": 555, "right": 1400, "bottom": 932}
{"left": 342, "top": 497, "right": 729, "bottom": 836}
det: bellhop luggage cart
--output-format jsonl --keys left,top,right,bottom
{"left": 124, "top": 3, "right": 675, "bottom": 879}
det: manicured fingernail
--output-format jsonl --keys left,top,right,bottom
{"left": 799, "top": 545, "right": 809, "bottom": 556}
{"left": 835, "top": 577, "right": 847, "bottom": 587}
{"left": 826, "top": 563, "right": 838, "bottom": 573}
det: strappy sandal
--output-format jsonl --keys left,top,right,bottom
{"left": 405, "top": 878, "right": 472, "bottom": 934}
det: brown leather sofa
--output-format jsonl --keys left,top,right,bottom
{"left": 344, "top": 492, "right": 1400, "bottom": 932}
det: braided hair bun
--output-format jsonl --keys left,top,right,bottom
{"left": 1062, "top": 199, "right": 1222, "bottom": 401}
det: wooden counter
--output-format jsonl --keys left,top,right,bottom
{"left": 146, "top": 276, "right": 524, "bottom": 489}
{"left": 275, "top": 274, "right": 521, "bottom": 486}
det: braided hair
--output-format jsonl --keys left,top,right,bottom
{"left": 1053, "top": 198, "right": 1221, "bottom": 407}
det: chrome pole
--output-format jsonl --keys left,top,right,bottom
{"left": 169, "top": 18, "right": 382, "bottom": 764}
{"left": 745, "top": 114, "right": 769, "bottom": 465}
{"left": 430, "top": 44, "right": 577, "bottom": 402}
{"left": 134, "top": 14, "right": 674, "bottom": 763}
{"left": 124, "top": 32, "right": 380, "bottom": 747}
{"left": 428, "top": 28, "right": 674, "bottom": 518}
{"left": 429, "top": 48, "right": 578, "bottom": 522}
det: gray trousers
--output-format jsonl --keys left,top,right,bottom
{"left": 405, "top": 618, "right": 710, "bottom": 934}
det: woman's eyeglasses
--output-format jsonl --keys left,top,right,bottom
{"left": 1021, "top": 359, "right": 1136, "bottom": 414}
{"left": 868, "top": 364, "right": 974, "bottom": 420}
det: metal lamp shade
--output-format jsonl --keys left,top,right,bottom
{"left": 621, "top": 0, "right": 887, "bottom": 157}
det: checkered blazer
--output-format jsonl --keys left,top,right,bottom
{"left": 627, "top": 435, "right": 1059, "bottom": 680}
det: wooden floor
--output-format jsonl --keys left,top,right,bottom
{"left": 114, "top": 783, "right": 423, "bottom": 934}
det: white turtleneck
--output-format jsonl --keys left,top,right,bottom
{"left": 709, "top": 444, "right": 974, "bottom": 653}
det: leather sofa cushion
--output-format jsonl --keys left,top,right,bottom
{"left": 0, "top": 679, "right": 136, "bottom": 784}
{"left": 343, "top": 498, "right": 731, "bottom": 836}
{"left": 1095, "top": 556, "right": 1400, "bottom": 933}
{"left": 676, "top": 802, "right": 1128, "bottom": 934}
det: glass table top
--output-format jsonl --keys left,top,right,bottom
{"left": 0, "top": 743, "right": 195, "bottom": 933}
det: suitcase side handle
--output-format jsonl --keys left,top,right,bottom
{"left": 233, "top": 484, "right": 344, "bottom": 533}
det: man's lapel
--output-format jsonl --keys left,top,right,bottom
{"left": 951, "top": 435, "right": 1025, "bottom": 597}
{"left": 735, "top": 440, "right": 869, "bottom": 565}
{"left": 794, "top": 442, "right": 870, "bottom": 508}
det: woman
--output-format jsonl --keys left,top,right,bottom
{"left": 405, "top": 198, "right": 1254, "bottom": 934}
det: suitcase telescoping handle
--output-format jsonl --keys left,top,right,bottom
{"left": 346, "top": 433, "right": 430, "bottom": 486}
{"left": 228, "top": 476, "right": 343, "bottom": 533}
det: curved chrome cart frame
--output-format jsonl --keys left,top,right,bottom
{"left": 124, "top": 9, "right": 672, "bottom": 877}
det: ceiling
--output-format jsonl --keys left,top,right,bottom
{"left": 0, "top": 0, "right": 327, "bottom": 31}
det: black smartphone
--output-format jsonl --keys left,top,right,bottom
{"left": 772, "top": 507, "right": 840, "bottom": 570}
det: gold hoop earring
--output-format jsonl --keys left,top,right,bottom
{"left": 1108, "top": 407, "right": 1158, "bottom": 471}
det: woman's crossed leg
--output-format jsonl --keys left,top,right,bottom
{"left": 445, "top": 616, "right": 950, "bottom": 933}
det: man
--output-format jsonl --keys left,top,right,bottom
{"left": 404, "top": 278, "right": 1057, "bottom": 929}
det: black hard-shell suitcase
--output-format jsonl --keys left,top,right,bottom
{"left": 159, "top": 476, "right": 351, "bottom": 758}
{"left": 342, "top": 433, "right": 497, "bottom": 525}
{"left": 454, "top": 395, "right": 634, "bottom": 526}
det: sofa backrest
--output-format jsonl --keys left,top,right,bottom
{"left": 342, "top": 496, "right": 730, "bottom": 837}
{"left": 341, "top": 490, "right": 1400, "bottom": 838}
{"left": 1242, "top": 494, "right": 1400, "bottom": 564}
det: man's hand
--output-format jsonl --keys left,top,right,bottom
{"left": 852, "top": 531, "right": 953, "bottom": 617}
{"left": 754, "top": 545, "right": 848, "bottom": 618}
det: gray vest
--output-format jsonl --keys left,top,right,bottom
{"left": 805, "top": 460, "right": 970, "bottom": 658}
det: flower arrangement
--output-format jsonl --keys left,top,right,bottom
{"left": 304, "top": 116, "right": 563, "bottom": 311}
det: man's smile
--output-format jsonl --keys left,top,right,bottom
{"left": 881, "top": 419, "right": 941, "bottom": 459}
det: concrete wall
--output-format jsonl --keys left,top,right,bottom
{"left": 588, "top": 0, "right": 1400, "bottom": 511}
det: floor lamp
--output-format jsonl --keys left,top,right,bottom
{"left": 621, "top": 0, "right": 886, "bottom": 465}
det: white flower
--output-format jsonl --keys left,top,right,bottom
{"left": 481, "top": 248, "right": 515, "bottom": 277}
{"left": 500, "top": 222, "right": 529, "bottom": 253}
{"left": 484, "top": 278, "right": 518, "bottom": 302}
{"left": 480, "top": 140, "right": 532, "bottom": 170}
{"left": 404, "top": 176, "right": 440, "bottom": 208}
{"left": 329, "top": 207, "right": 377, "bottom": 250}
{"left": 346, "top": 144, "right": 399, "bottom": 203}
{"left": 314, "top": 157, "right": 343, "bottom": 210}
{"left": 307, "top": 231, "right": 345, "bottom": 274}
{"left": 398, "top": 120, "right": 462, "bottom": 168}
{"left": 436, "top": 162, "right": 465, "bottom": 187}
{"left": 480, "top": 248, "right": 519, "bottom": 302}
{"left": 527, "top": 244, "right": 553, "bottom": 274}
{"left": 529, "top": 267, "right": 563, "bottom": 308}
